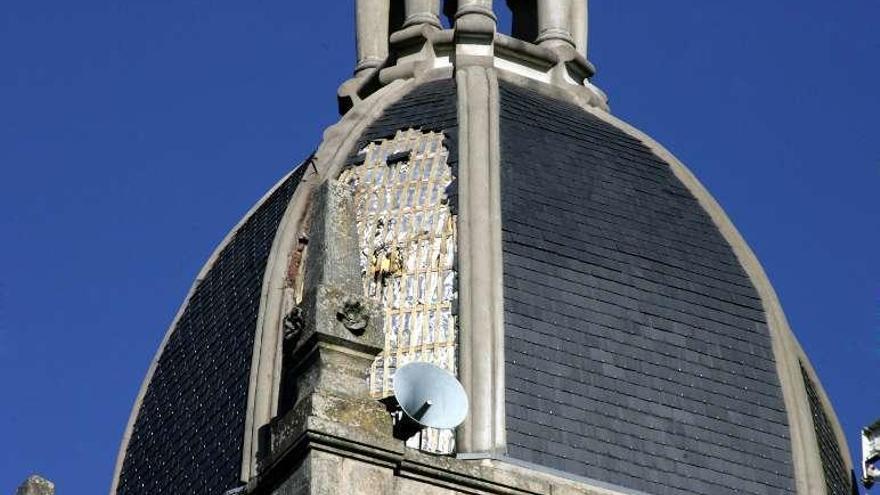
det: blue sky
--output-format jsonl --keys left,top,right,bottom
{"left": 1, "top": 1, "right": 878, "bottom": 493}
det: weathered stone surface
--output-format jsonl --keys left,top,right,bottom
{"left": 302, "top": 180, "right": 362, "bottom": 294}
{"left": 16, "top": 475, "right": 54, "bottom": 495}
{"left": 259, "top": 438, "right": 639, "bottom": 495}
{"left": 308, "top": 451, "right": 345, "bottom": 495}
{"left": 394, "top": 479, "right": 460, "bottom": 495}
{"left": 339, "top": 456, "right": 396, "bottom": 495}
{"left": 290, "top": 179, "right": 384, "bottom": 359}
{"left": 269, "top": 392, "right": 395, "bottom": 457}
{"left": 277, "top": 179, "right": 385, "bottom": 416}
{"left": 295, "top": 285, "right": 383, "bottom": 358}
{"left": 271, "top": 459, "right": 310, "bottom": 495}
{"left": 259, "top": 175, "right": 401, "bottom": 491}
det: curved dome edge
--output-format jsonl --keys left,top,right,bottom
{"left": 574, "top": 84, "right": 853, "bottom": 494}
{"left": 110, "top": 166, "right": 304, "bottom": 495}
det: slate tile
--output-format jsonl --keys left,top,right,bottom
{"left": 118, "top": 164, "right": 305, "bottom": 495}
{"left": 500, "top": 82, "right": 795, "bottom": 495}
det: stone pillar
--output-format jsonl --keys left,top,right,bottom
{"left": 454, "top": 0, "right": 495, "bottom": 30}
{"left": 16, "top": 476, "right": 54, "bottom": 495}
{"left": 570, "top": 0, "right": 588, "bottom": 58}
{"left": 355, "top": 0, "right": 391, "bottom": 75}
{"left": 403, "top": 0, "right": 442, "bottom": 29}
{"left": 454, "top": 63, "right": 506, "bottom": 456}
{"left": 536, "top": 0, "right": 576, "bottom": 50}
{"left": 258, "top": 180, "right": 394, "bottom": 485}
{"left": 276, "top": 180, "right": 384, "bottom": 411}
{"left": 454, "top": 0, "right": 496, "bottom": 62}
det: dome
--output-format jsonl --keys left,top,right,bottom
{"left": 114, "top": 169, "right": 305, "bottom": 495}
{"left": 113, "top": 2, "right": 854, "bottom": 495}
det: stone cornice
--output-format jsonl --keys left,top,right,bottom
{"left": 250, "top": 400, "right": 636, "bottom": 495}
{"left": 339, "top": 29, "right": 607, "bottom": 116}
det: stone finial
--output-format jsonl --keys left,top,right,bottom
{"left": 16, "top": 475, "right": 55, "bottom": 495}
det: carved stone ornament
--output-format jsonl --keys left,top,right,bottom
{"left": 336, "top": 297, "right": 370, "bottom": 335}
{"left": 283, "top": 306, "right": 305, "bottom": 343}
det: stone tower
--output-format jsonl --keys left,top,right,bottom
{"left": 112, "top": 2, "right": 857, "bottom": 494}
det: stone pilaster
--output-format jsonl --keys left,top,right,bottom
{"left": 454, "top": 64, "right": 506, "bottom": 456}
{"left": 253, "top": 180, "right": 397, "bottom": 493}
{"left": 276, "top": 179, "right": 384, "bottom": 408}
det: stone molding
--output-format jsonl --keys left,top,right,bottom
{"left": 250, "top": 405, "right": 638, "bottom": 495}
{"left": 339, "top": 1, "right": 607, "bottom": 115}
{"left": 455, "top": 65, "right": 507, "bottom": 455}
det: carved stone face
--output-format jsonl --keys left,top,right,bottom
{"left": 337, "top": 297, "right": 370, "bottom": 335}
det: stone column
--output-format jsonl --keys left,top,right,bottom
{"left": 455, "top": 0, "right": 494, "bottom": 18}
{"left": 454, "top": 0, "right": 496, "bottom": 38}
{"left": 452, "top": 0, "right": 505, "bottom": 459}
{"left": 403, "top": 0, "right": 442, "bottom": 29}
{"left": 260, "top": 180, "right": 393, "bottom": 480}
{"left": 536, "top": 0, "right": 576, "bottom": 50}
{"left": 355, "top": 0, "right": 391, "bottom": 75}
{"left": 276, "top": 180, "right": 385, "bottom": 413}
{"left": 454, "top": 0, "right": 496, "bottom": 62}
{"left": 454, "top": 63, "right": 506, "bottom": 457}
{"left": 570, "top": 0, "right": 588, "bottom": 58}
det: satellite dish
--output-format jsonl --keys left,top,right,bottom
{"left": 383, "top": 362, "right": 468, "bottom": 440}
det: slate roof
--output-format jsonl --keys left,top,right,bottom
{"left": 117, "top": 167, "right": 304, "bottom": 495}
{"left": 116, "top": 80, "right": 458, "bottom": 495}
{"left": 801, "top": 363, "right": 853, "bottom": 495}
{"left": 498, "top": 82, "right": 797, "bottom": 495}
{"left": 116, "top": 77, "right": 851, "bottom": 495}
{"left": 345, "top": 78, "right": 459, "bottom": 207}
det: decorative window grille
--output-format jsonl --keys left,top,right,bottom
{"left": 339, "top": 129, "right": 457, "bottom": 453}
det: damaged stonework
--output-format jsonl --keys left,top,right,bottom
{"left": 339, "top": 129, "right": 458, "bottom": 454}
{"left": 263, "top": 180, "right": 390, "bottom": 477}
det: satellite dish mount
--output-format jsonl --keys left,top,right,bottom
{"left": 380, "top": 362, "right": 469, "bottom": 442}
